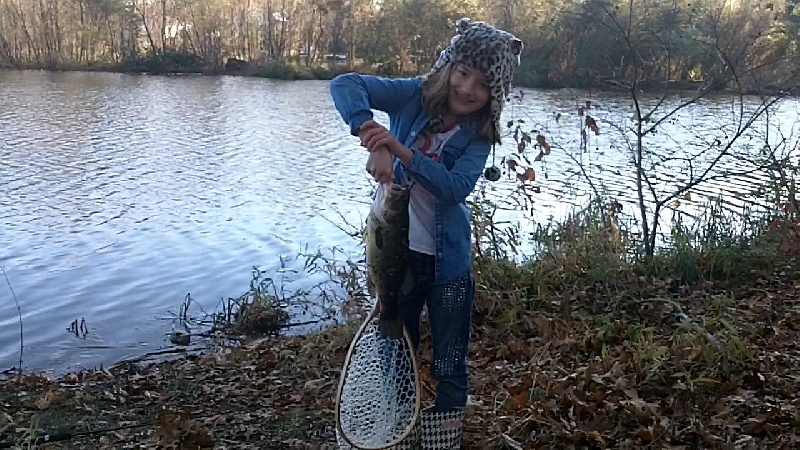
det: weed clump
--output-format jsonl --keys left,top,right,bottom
{"left": 220, "top": 268, "right": 291, "bottom": 337}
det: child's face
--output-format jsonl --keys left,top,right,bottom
{"left": 447, "top": 63, "right": 490, "bottom": 117}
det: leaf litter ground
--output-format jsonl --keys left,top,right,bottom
{"left": 1, "top": 266, "right": 799, "bottom": 449}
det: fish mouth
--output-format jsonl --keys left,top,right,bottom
{"left": 386, "top": 183, "right": 410, "bottom": 193}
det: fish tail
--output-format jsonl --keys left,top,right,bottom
{"left": 378, "top": 316, "right": 404, "bottom": 340}
{"left": 378, "top": 296, "right": 403, "bottom": 340}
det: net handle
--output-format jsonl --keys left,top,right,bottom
{"left": 334, "top": 304, "right": 423, "bottom": 450}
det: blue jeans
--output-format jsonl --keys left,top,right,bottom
{"left": 398, "top": 250, "right": 474, "bottom": 412}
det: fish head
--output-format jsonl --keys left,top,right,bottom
{"left": 381, "top": 183, "right": 411, "bottom": 221}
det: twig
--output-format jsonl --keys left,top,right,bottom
{"left": 318, "top": 208, "right": 364, "bottom": 239}
{"left": 0, "top": 264, "right": 22, "bottom": 379}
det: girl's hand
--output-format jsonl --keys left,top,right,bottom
{"left": 358, "top": 120, "right": 413, "bottom": 165}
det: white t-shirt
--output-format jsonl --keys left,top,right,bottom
{"left": 407, "top": 126, "right": 460, "bottom": 255}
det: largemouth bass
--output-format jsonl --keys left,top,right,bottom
{"left": 364, "top": 182, "right": 411, "bottom": 340}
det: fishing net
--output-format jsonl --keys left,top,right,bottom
{"left": 335, "top": 307, "right": 421, "bottom": 449}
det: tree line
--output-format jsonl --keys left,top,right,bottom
{"left": 0, "top": 0, "right": 798, "bottom": 90}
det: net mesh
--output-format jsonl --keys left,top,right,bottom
{"left": 336, "top": 315, "right": 420, "bottom": 449}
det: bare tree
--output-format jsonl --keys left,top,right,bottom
{"left": 504, "top": 0, "right": 799, "bottom": 258}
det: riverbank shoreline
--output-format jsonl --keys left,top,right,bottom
{"left": 1, "top": 258, "right": 798, "bottom": 449}
{"left": 1, "top": 61, "right": 780, "bottom": 97}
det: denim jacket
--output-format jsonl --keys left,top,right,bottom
{"left": 329, "top": 73, "right": 492, "bottom": 284}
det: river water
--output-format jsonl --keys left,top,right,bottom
{"left": 1, "top": 70, "right": 797, "bottom": 374}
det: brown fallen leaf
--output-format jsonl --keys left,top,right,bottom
{"left": 536, "top": 134, "right": 551, "bottom": 154}
{"left": 586, "top": 115, "right": 600, "bottom": 135}
{"left": 634, "top": 426, "right": 655, "bottom": 442}
{"left": 506, "top": 158, "right": 518, "bottom": 171}
{"left": 35, "top": 389, "right": 57, "bottom": 410}
{"left": 517, "top": 168, "right": 535, "bottom": 182}
{"left": 63, "top": 373, "right": 79, "bottom": 384}
{"left": 157, "top": 409, "right": 215, "bottom": 449}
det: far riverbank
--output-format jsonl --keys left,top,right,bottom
{"left": 0, "top": 58, "right": 776, "bottom": 97}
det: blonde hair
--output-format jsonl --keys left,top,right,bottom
{"left": 421, "top": 62, "right": 500, "bottom": 144}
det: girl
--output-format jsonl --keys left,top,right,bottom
{"left": 330, "top": 18, "right": 523, "bottom": 449}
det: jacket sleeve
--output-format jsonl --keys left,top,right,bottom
{"left": 329, "top": 73, "right": 422, "bottom": 137}
{"left": 402, "top": 139, "right": 492, "bottom": 206}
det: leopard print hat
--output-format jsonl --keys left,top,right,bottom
{"left": 428, "top": 18, "right": 524, "bottom": 136}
